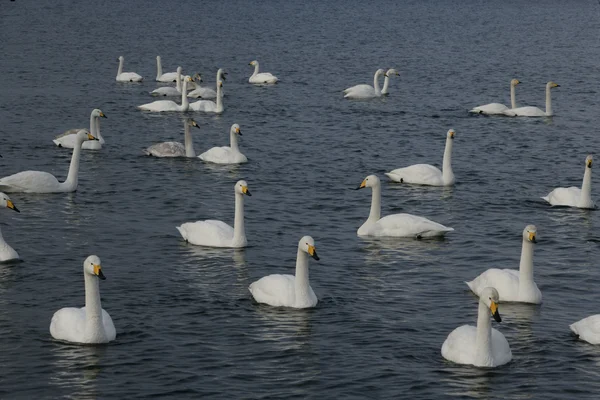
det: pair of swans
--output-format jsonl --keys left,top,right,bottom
{"left": 50, "top": 255, "right": 116, "bottom": 344}
{"left": 0, "top": 130, "right": 98, "bottom": 193}
{"left": 385, "top": 129, "right": 455, "bottom": 186}
{"left": 53, "top": 108, "right": 107, "bottom": 150}
{"left": 138, "top": 80, "right": 224, "bottom": 113}
{"left": 344, "top": 68, "right": 399, "bottom": 99}
{"left": 155, "top": 56, "right": 178, "bottom": 82}
{"left": 0, "top": 193, "right": 19, "bottom": 262}
{"left": 248, "top": 60, "right": 278, "bottom": 84}
{"left": 188, "top": 69, "right": 226, "bottom": 99}
{"left": 355, "top": 175, "right": 453, "bottom": 238}
{"left": 116, "top": 56, "right": 143, "bottom": 82}
{"left": 543, "top": 155, "right": 594, "bottom": 209}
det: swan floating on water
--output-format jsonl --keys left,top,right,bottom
{"left": 116, "top": 56, "right": 143, "bottom": 82}
{"left": 503, "top": 81, "right": 559, "bottom": 117}
{"left": 470, "top": 79, "right": 520, "bottom": 115}
{"left": 198, "top": 124, "right": 247, "bottom": 164}
{"left": 0, "top": 193, "right": 19, "bottom": 262}
{"left": 248, "top": 60, "right": 278, "bottom": 84}
{"left": 151, "top": 66, "right": 184, "bottom": 97}
{"left": 344, "top": 69, "right": 385, "bottom": 99}
{"left": 138, "top": 79, "right": 191, "bottom": 112}
{"left": 155, "top": 55, "right": 178, "bottom": 82}
{"left": 381, "top": 69, "right": 399, "bottom": 96}
{"left": 188, "top": 81, "right": 224, "bottom": 113}
{"left": 571, "top": 314, "right": 600, "bottom": 345}
{"left": 53, "top": 109, "right": 107, "bottom": 150}
{"left": 144, "top": 118, "right": 200, "bottom": 157}
{"left": 188, "top": 69, "right": 226, "bottom": 99}
{"left": 542, "top": 155, "right": 594, "bottom": 209}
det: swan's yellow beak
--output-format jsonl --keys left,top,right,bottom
{"left": 449, "top": 130, "right": 455, "bottom": 139}
{"left": 235, "top": 126, "right": 241, "bottom": 134}
{"left": 100, "top": 111, "right": 107, "bottom": 119}
{"left": 308, "top": 244, "right": 319, "bottom": 260}
{"left": 588, "top": 159, "right": 593, "bottom": 168}
{"left": 87, "top": 133, "right": 99, "bottom": 141}
{"left": 357, "top": 180, "right": 367, "bottom": 189}
{"left": 528, "top": 231, "right": 537, "bottom": 243}
{"left": 93, "top": 264, "right": 106, "bottom": 280}
{"left": 490, "top": 301, "right": 501, "bottom": 322}
{"left": 551, "top": 82, "right": 560, "bottom": 88}
{"left": 6, "top": 199, "right": 19, "bottom": 213}
{"left": 242, "top": 186, "right": 251, "bottom": 196}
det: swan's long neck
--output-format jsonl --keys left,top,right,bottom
{"left": 442, "top": 137, "right": 454, "bottom": 185}
{"left": 518, "top": 239, "right": 535, "bottom": 293}
{"left": 175, "top": 70, "right": 182, "bottom": 92}
{"left": 230, "top": 131, "right": 239, "bottom": 152}
{"left": 510, "top": 82, "right": 517, "bottom": 109}
{"left": 369, "top": 183, "right": 382, "bottom": 223}
{"left": 373, "top": 72, "right": 382, "bottom": 95}
{"left": 180, "top": 81, "right": 189, "bottom": 111}
{"left": 216, "top": 85, "right": 223, "bottom": 112}
{"left": 89, "top": 113, "right": 101, "bottom": 142}
{"left": 63, "top": 139, "right": 84, "bottom": 190}
{"left": 184, "top": 122, "right": 196, "bottom": 158}
{"left": 545, "top": 84, "right": 553, "bottom": 116}
{"left": 117, "top": 58, "right": 124, "bottom": 76}
{"left": 381, "top": 75, "right": 390, "bottom": 95}
{"left": 156, "top": 57, "right": 162, "bottom": 80}
{"left": 580, "top": 166, "right": 593, "bottom": 207}
{"left": 83, "top": 272, "right": 104, "bottom": 339}
{"left": 474, "top": 301, "right": 493, "bottom": 366}
{"left": 232, "top": 193, "right": 246, "bottom": 244}
{"left": 252, "top": 63, "right": 260, "bottom": 77}
{"left": 294, "top": 248, "right": 311, "bottom": 303}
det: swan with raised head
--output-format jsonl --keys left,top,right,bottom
{"left": 571, "top": 315, "right": 600, "bottom": 345}
{"left": 53, "top": 109, "right": 107, "bottom": 150}
{"left": 249, "top": 236, "right": 319, "bottom": 308}
{"left": 116, "top": 56, "right": 143, "bottom": 82}
{"left": 503, "top": 81, "right": 560, "bottom": 117}
{"left": 542, "top": 155, "right": 594, "bottom": 208}
{"left": 470, "top": 79, "right": 520, "bottom": 114}
{"left": 151, "top": 66, "right": 184, "bottom": 97}
{"left": 385, "top": 129, "right": 456, "bottom": 186}
{"left": 344, "top": 69, "right": 385, "bottom": 99}
{"left": 188, "top": 69, "right": 226, "bottom": 99}
{"left": 176, "top": 180, "right": 251, "bottom": 248}
{"left": 188, "top": 81, "right": 224, "bottom": 113}
{"left": 50, "top": 255, "right": 116, "bottom": 344}
{"left": 0, "top": 130, "right": 97, "bottom": 193}
{"left": 441, "top": 287, "right": 512, "bottom": 367}
{"left": 355, "top": 175, "right": 454, "bottom": 238}
{"left": 198, "top": 124, "right": 246, "bottom": 164}
{"left": 467, "top": 225, "right": 541, "bottom": 304}
{"left": 0, "top": 193, "right": 20, "bottom": 262}
{"left": 155, "top": 56, "right": 178, "bottom": 82}
{"left": 381, "top": 69, "right": 399, "bottom": 96}
{"left": 144, "top": 118, "right": 200, "bottom": 157}
{"left": 248, "top": 60, "right": 278, "bottom": 84}
{"left": 138, "top": 79, "right": 190, "bottom": 112}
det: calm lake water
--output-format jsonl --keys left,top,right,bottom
{"left": 1, "top": 0, "right": 600, "bottom": 398}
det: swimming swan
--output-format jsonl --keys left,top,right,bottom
{"left": 542, "top": 155, "right": 594, "bottom": 208}
{"left": 188, "top": 69, "right": 226, "bottom": 99}
{"left": 116, "top": 56, "right": 143, "bottom": 82}
{"left": 571, "top": 314, "right": 600, "bottom": 345}
{"left": 503, "top": 81, "right": 560, "bottom": 117}
{"left": 138, "top": 79, "right": 191, "bottom": 112}
{"left": 53, "top": 109, "right": 107, "bottom": 150}
{"left": 0, "top": 193, "right": 20, "bottom": 262}
{"left": 381, "top": 69, "right": 399, "bottom": 96}
{"left": 344, "top": 69, "right": 385, "bottom": 99}
{"left": 441, "top": 287, "right": 512, "bottom": 367}
{"left": 0, "top": 130, "right": 97, "bottom": 193}
{"left": 50, "top": 255, "right": 116, "bottom": 344}
{"left": 385, "top": 129, "right": 456, "bottom": 186}
{"left": 155, "top": 56, "right": 178, "bottom": 82}
{"left": 198, "top": 124, "right": 247, "bottom": 164}
{"left": 248, "top": 60, "right": 278, "bottom": 84}
{"left": 144, "top": 118, "right": 200, "bottom": 157}
{"left": 355, "top": 174, "right": 454, "bottom": 238}
{"left": 249, "top": 235, "right": 319, "bottom": 308}
{"left": 470, "top": 79, "right": 520, "bottom": 115}
{"left": 176, "top": 180, "right": 251, "bottom": 248}
{"left": 151, "top": 67, "right": 184, "bottom": 97}
{"left": 466, "top": 225, "right": 541, "bottom": 304}
{"left": 188, "top": 81, "right": 223, "bottom": 113}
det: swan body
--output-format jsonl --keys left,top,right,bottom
{"left": 470, "top": 79, "right": 520, "bottom": 114}
{"left": 0, "top": 193, "right": 20, "bottom": 262}
{"left": 155, "top": 56, "right": 178, "bottom": 82}
{"left": 344, "top": 69, "right": 385, "bottom": 99}
{"left": 248, "top": 60, "right": 278, "bottom": 84}
{"left": 571, "top": 315, "right": 600, "bottom": 345}
{"left": 355, "top": 175, "right": 453, "bottom": 238}
{"left": 467, "top": 225, "right": 541, "bottom": 304}
{"left": 381, "top": 69, "right": 399, "bottom": 96}
{"left": 50, "top": 255, "right": 116, "bottom": 344}
{"left": 188, "top": 69, "right": 226, "bottom": 99}
{"left": 176, "top": 180, "right": 251, "bottom": 248}
{"left": 198, "top": 124, "right": 247, "bottom": 164}
{"left": 386, "top": 129, "right": 456, "bottom": 186}
{"left": 138, "top": 79, "right": 190, "bottom": 112}
{"left": 53, "top": 109, "right": 107, "bottom": 150}
{"left": 151, "top": 66, "right": 183, "bottom": 96}
{"left": 542, "top": 155, "right": 594, "bottom": 208}
{"left": 144, "top": 118, "right": 200, "bottom": 157}
{"left": 189, "top": 81, "right": 223, "bottom": 113}
{"left": 116, "top": 56, "right": 143, "bottom": 82}
{"left": 503, "top": 81, "right": 559, "bottom": 117}
{"left": 0, "top": 130, "right": 97, "bottom": 193}
{"left": 249, "top": 236, "right": 319, "bottom": 308}
{"left": 442, "top": 287, "right": 512, "bottom": 367}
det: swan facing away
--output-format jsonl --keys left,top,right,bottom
{"left": 249, "top": 236, "right": 319, "bottom": 308}
{"left": 248, "top": 60, "right": 278, "bottom": 84}
{"left": 144, "top": 118, "right": 200, "bottom": 157}
{"left": 344, "top": 69, "right": 385, "bottom": 99}
{"left": 53, "top": 109, "right": 107, "bottom": 150}
{"left": 542, "top": 155, "right": 594, "bottom": 209}
{"left": 177, "top": 180, "right": 251, "bottom": 248}
{"left": 467, "top": 225, "right": 541, "bottom": 304}
{"left": 198, "top": 124, "right": 247, "bottom": 164}
{"left": 189, "top": 81, "right": 224, "bottom": 113}
{"left": 116, "top": 56, "right": 143, "bottom": 82}
{"left": 138, "top": 79, "right": 190, "bottom": 112}
{"left": 381, "top": 69, "right": 399, "bottom": 96}
{"left": 0, "top": 130, "right": 97, "bottom": 193}
{"left": 355, "top": 175, "right": 454, "bottom": 238}
{"left": 155, "top": 56, "right": 178, "bottom": 82}
{"left": 0, "top": 193, "right": 20, "bottom": 262}
{"left": 151, "top": 66, "right": 184, "bottom": 97}
{"left": 571, "top": 315, "right": 600, "bottom": 344}
{"left": 50, "top": 255, "right": 116, "bottom": 344}
{"left": 442, "top": 287, "right": 512, "bottom": 367}
{"left": 470, "top": 79, "right": 520, "bottom": 115}
{"left": 503, "top": 81, "right": 560, "bottom": 117}
{"left": 188, "top": 69, "right": 226, "bottom": 99}
{"left": 385, "top": 129, "right": 456, "bottom": 186}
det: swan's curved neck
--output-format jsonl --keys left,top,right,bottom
{"left": 510, "top": 83, "right": 517, "bottom": 109}
{"left": 381, "top": 75, "right": 390, "bottom": 94}
{"left": 294, "top": 248, "right": 311, "bottom": 303}
{"left": 474, "top": 301, "right": 493, "bottom": 366}
{"left": 184, "top": 122, "right": 196, "bottom": 158}
{"left": 373, "top": 72, "right": 382, "bottom": 95}
{"left": 442, "top": 137, "right": 454, "bottom": 185}
{"left": 216, "top": 85, "right": 223, "bottom": 112}
{"left": 175, "top": 70, "right": 182, "bottom": 92}
{"left": 180, "top": 81, "right": 189, "bottom": 110}
{"left": 89, "top": 113, "right": 101, "bottom": 142}
{"left": 117, "top": 58, "right": 124, "bottom": 76}
{"left": 233, "top": 193, "right": 246, "bottom": 244}
{"left": 63, "top": 139, "right": 84, "bottom": 190}
{"left": 580, "top": 166, "right": 593, "bottom": 207}
{"left": 518, "top": 239, "right": 535, "bottom": 292}
{"left": 369, "top": 183, "right": 382, "bottom": 222}
{"left": 229, "top": 131, "right": 239, "bottom": 152}
{"left": 84, "top": 272, "right": 104, "bottom": 339}
{"left": 251, "top": 63, "right": 260, "bottom": 77}
{"left": 545, "top": 84, "right": 553, "bottom": 116}
{"left": 156, "top": 57, "right": 162, "bottom": 80}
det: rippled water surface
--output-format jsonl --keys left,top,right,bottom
{"left": 2, "top": 0, "right": 600, "bottom": 398}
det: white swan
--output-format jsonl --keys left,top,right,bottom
{"left": 343, "top": 69, "right": 385, "bottom": 99}
{"left": 198, "top": 124, "right": 247, "bottom": 164}
{"left": 116, "top": 56, "right": 143, "bottom": 82}
{"left": 249, "top": 236, "right": 319, "bottom": 308}
{"left": 441, "top": 287, "right": 512, "bottom": 367}
{"left": 503, "top": 81, "right": 560, "bottom": 117}
{"left": 381, "top": 69, "right": 399, "bottom": 96}
{"left": 470, "top": 79, "right": 520, "bottom": 115}
{"left": 248, "top": 60, "right": 278, "bottom": 84}
{"left": 188, "top": 69, "right": 226, "bottom": 99}
{"left": 176, "top": 180, "right": 251, "bottom": 248}
{"left": 151, "top": 66, "right": 184, "bottom": 97}
{"left": 355, "top": 175, "right": 454, "bottom": 238}
{"left": 466, "top": 225, "right": 541, "bottom": 304}
{"left": 0, "top": 193, "right": 19, "bottom": 262}
{"left": 155, "top": 55, "right": 178, "bottom": 82}
{"left": 138, "top": 79, "right": 190, "bottom": 112}
{"left": 385, "top": 129, "right": 456, "bottom": 186}
{"left": 50, "top": 255, "right": 116, "bottom": 344}
{"left": 571, "top": 315, "right": 600, "bottom": 345}
{"left": 53, "top": 109, "right": 107, "bottom": 150}
{"left": 188, "top": 81, "right": 223, "bottom": 113}
{"left": 144, "top": 118, "right": 200, "bottom": 157}
{"left": 0, "top": 130, "right": 97, "bottom": 193}
{"left": 542, "top": 155, "right": 594, "bottom": 208}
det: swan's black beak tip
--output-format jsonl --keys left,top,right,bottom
{"left": 492, "top": 311, "right": 501, "bottom": 323}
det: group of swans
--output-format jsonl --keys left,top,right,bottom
{"left": 138, "top": 79, "right": 224, "bottom": 113}
{"left": 344, "top": 68, "right": 399, "bottom": 99}
{"left": 53, "top": 108, "right": 107, "bottom": 149}
{"left": 188, "top": 69, "right": 226, "bottom": 99}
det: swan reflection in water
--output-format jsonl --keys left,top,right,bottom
{"left": 50, "top": 344, "right": 106, "bottom": 399}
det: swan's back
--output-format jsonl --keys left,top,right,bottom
{"left": 469, "top": 103, "right": 509, "bottom": 115}
{"left": 344, "top": 84, "right": 376, "bottom": 99}
{"left": 144, "top": 142, "right": 186, "bottom": 157}
{"left": 177, "top": 220, "right": 234, "bottom": 247}
{"left": 249, "top": 274, "right": 299, "bottom": 307}
{"left": 189, "top": 99, "right": 218, "bottom": 112}
{"left": 442, "top": 325, "right": 511, "bottom": 367}
{"left": 117, "top": 72, "right": 143, "bottom": 82}
{"left": 199, "top": 147, "right": 247, "bottom": 164}
{"left": 138, "top": 100, "right": 181, "bottom": 112}
{"left": 542, "top": 186, "right": 581, "bottom": 206}
{"left": 570, "top": 315, "right": 600, "bottom": 344}
{"left": 385, "top": 164, "right": 443, "bottom": 185}
{"left": 466, "top": 268, "right": 520, "bottom": 301}
{"left": 504, "top": 106, "right": 546, "bottom": 117}
{"left": 50, "top": 307, "right": 116, "bottom": 344}
{"left": 249, "top": 72, "right": 278, "bottom": 84}
{"left": 0, "top": 171, "right": 60, "bottom": 193}
{"left": 369, "top": 213, "right": 453, "bottom": 238}
{"left": 188, "top": 87, "right": 218, "bottom": 99}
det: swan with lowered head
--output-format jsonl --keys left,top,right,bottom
{"left": 470, "top": 79, "right": 520, "bottom": 115}
{"left": 50, "top": 255, "right": 116, "bottom": 344}
{"left": 381, "top": 69, "right": 399, "bottom": 96}
{"left": 53, "top": 109, "right": 107, "bottom": 150}
{"left": 248, "top": 60, "right": 278, "bottom": 84}
{"left": 385, "top": 129, "right": 456, "bottom": 186}
{"left": 144, "top": 118, "right": 200, "bottom": 157}
{"left": 188, "top": 69, "right": 226, "bottom": 99}
{"left": 503, "top": 81, "right": 560, "bottom": 117}
{"left": 116, "top": 56, "right": 143, "bottom": 82}
{"left": 467, "top": 225, "right": 541, "bottom": 304}
{"left": 249, "top": 236, "right": 319, "bottom": 308}
{"left": 176, "top": 180, "right": 251, "bottom": 248}
{"left": 151, "top": 67, "right": 184, "bottom": 97}
{"left": 188, "top": 81, "right": 224, "bottom": 113}
{"left": 198, "top": 124, "right": 247, "bottom": 164}
{"left": 155, "top": 56, "right": 178, "bottom": 82}
{"left": 571, "top": 314, "right": 600, "bottom": 345}
{"left": 0, "top": 130, "right": 97, "bottom": 193}
{"left": 441, "top": 287, "right": 512, "bottom": 367}
{"left": 542, "top": 155, "right": 594, "bottom": 209}
{"left": 344, "top": 69, "right": 385, "bottom": 99}
{"left": 0, "top": 193, "right": 20, "bottom": 262}
{"left": 138, "top": 78, "right": 191, "bottom": 112}
{"left": 355, "top": 175, "right": 454, "bottom": 238}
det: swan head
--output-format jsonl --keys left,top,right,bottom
{"left": 375, "top": 69, "right": 385, "bottom": 76}
{"left": 547, "top": 81, "right": 560, "bottom": 89}
{"left": 480, "top": 287, "right": 501, "bottom": 322}
{"left": 83, "top": 255, "right": 105, "bottom": 280}
{"left": 193, "top": 73, "right": 203, "bottom": 82}
{"left": 217, "top": 68, "right": 227, "bottom": 81}
{"left": 586, "top": 155, "right": 593, "bottom": 169}
{"left": 299, "top": 236, "right": 319, "bottom": 261}
{"left": 249, "top": 60, "right": 258, "bottom": 66}
{"left": 523, "top": 225, "right": 537, "bottom": 244}
{"left": 92, "top": 109, "right": 107, "bottom": 119}
{"left": 218, "top": 80, "right": 223, "bottom": 88}
{"left": 385, "top": 69, "right": 399, "bottom": 77}
{"left": 117, "top": 56, "right": 124, "bottom": 62}
{"left": 76, "top": 129, "right": 98, "bottom": 142}
{"left": 511, "top": 79, "right": 520, "bottom": 86}
{"left": 176, "top": 66, "right": 182, "bottom": 74}
{"left": 186, "top": 118, "right": 200, "bottom": 129}
{"left": 235, "top": 180, "right": 251, "bottom": 197}
{"left": 231, "top": 124, "right": 241, "bottom": 136}
{"left": 447, "top": 129, "right": 455, "bottom": 139}
{"left": 356, "top": 174, "right": 380, "bottom": 190}
{"left": 0, "top": 193, "right": 19, "bottom": 213}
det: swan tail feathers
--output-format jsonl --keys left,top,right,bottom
{"left": 176, "top": 226, "right": 187, "bottom": 241}
{"left": 384, "top": 172, "right": 402, "bottom": 182}
{"left": 53, "top": 139, "right": 61, "bottom": 147}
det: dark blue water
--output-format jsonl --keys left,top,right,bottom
{"left": 1, "top": 0, "right": 600, "bottom": 398}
